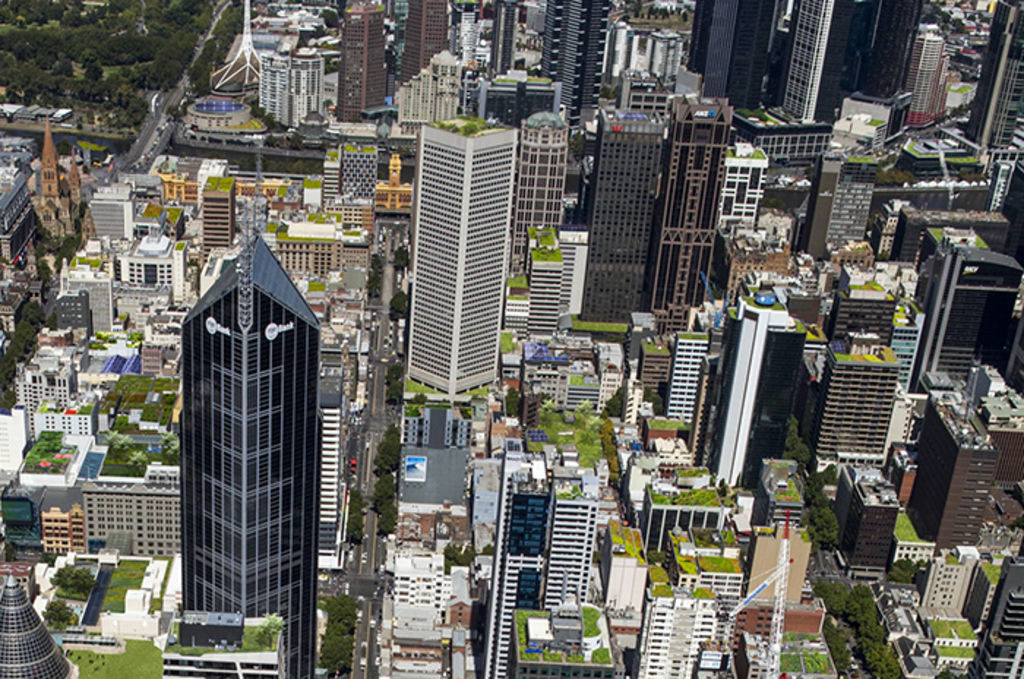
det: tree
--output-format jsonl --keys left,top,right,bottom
{"left": 45, "top": 312, "right": 57, "bottom": 331}
{"left": 784, "top": 416, "right": 811, "bottom": 470}
{"left": 51, "top": 567, "right": 95, "bottom": 600}
{"left": 320, "top": 632, "right": 353, "bottom": 673}
{"left": 600, "top": 417, "right": 619, "bottom": 481}
{"left": 128, "top": 450, "right": 149, "bottom": 474}
{"left": 346, "top": 489, "right": 364, "bottom": 543}
{"left": 373, "top": 472, "right": 396, "bottom": 507}
{"left": 602, "top": 386, "right": 624, "bottom": 418}
{"left": 322, "top": 8, "right": 339, "bottom": 26}
{"left": 505, "top": 387, "right": 521, "bottom": 418}
{"left": 813, "top": 581, "right": 849, "bottom": 614}
{"left": 367, "top": 255, "right": 383, "bottom": 296}
{"left": 105, "top": 431, "right": 134, "bottom": 455}
{"left": 808, "top": 504, "right": 839, "bottom": 549}
{"left": 375, "top": 426, "right": 401, "bottom": 474}
{"left": 255, "top": 613, "right": 284, "bottom": 647}
{"left": 643, "top": 387, "right": 664, "bottom": 415}
{"left": 393, "top": 245, "right": 409, "bottom": 269}
{"left": 37, "top": 258, "right": 52, "bottom": 284}
{"left": 161, "top": 432, "right": 180, "bottom": 466}
{"left": 3, "top": 542, "right": 14, "bottom": 562}
{"left": 43, "top": 599, "right": 78, "bottom": 630}
{"left": 822, "top": 618, "right": 851, "bottom": 672}
{"left": 443, "top": 544, "right": 476, "bottom": 573}
{"left": 886, "top": 558, "right": 919, "bottom": 584}
{"left": 389, "top": 291, "right": 408, "bottom": 320}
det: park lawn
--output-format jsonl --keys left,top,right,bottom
{"left": 69, "top": 639, "right": 162, "bottom": 679}
{"left": 101, "top": 560, "right": 149, "bottom": 613}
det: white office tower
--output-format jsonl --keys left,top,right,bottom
{"left": 666, "top": 332, "right": 710, "bottom": 422}
{"left": 649, "top": 30, "right": 683, "bottom": 85}
{"left": 558, "top": 226, "right": 589, "bottom": 316}
{"left": 318, "top": 369, "right": 345, "bottom": 569}
{"left": 544, "top": 470, "right": 599, "bottom": 609}
{"left": 407, "top": 119, "right": 517, "bottom": 396}
{"left": 782, "top": 0, "right": 835, "bottom": 122}
{"left": 718, "top": 143, "right": 768, "bottom": 227}
{"left": 637, "top": 585, "right": 720, "bottom": 679}
{"left": 259, "top": 47, "right": 325, "bottom": 127}
{"left": 484, "top": 452, "right": 550, "bottom": 679}
{"left": 0, "top": 406, "right": 28, "bottom": 473}
{"left": 528, "top": 244, "right": 564, "bottom": 335}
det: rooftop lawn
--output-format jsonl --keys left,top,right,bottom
{"left": 405, "top": 378, "right": 444, "bottom": 396}
{"left": 982, "top": 562, "right": 1001, "bottom": 585}
{"left": 608, "top": 521, "right": 645, "bottom": 563}
{"left": 501, "top": 332, "right": 517, "bottom": 354}
{"left": 694, "top": 587, "right": 714, "bottom": 599}
{"left": 698, "top": 555, "right": 741, "bottom": 574}
{"left": 648, "top": 419, "right": 689, "bottom": 431}
{"left": 24, "top": 431, "right": 75, "bottom": 474}
{"left": 650, "top": 487, "right": 721, "bottom": 507}
{"left": 675, "top": 554, "right": 698, "bottom": 576}
{"left": 937, "top": 646, "right": 975, "bottom": 658}
{"left": 165, "top": 623, "right": 279, "bottom": 656}
{"left": 929, "top": 619, "right": 975, "bottom": 640}
{"left": 431, "top": 116, "right": 504, "bottom": 137}
{"left": 101, "top": 560, "right": 149, "bottom": 613}
{"left": 894, "top": 513, "right": 928, "bottom": 543}
{"left": 538, "top": 408, "right": 603, "bottom": 468}
{"left": 802, "top": 650, "right": 832, "bottom": 673}
{"left": 780, "top": 654, "right": 803, "bottom": 674}
{"left": 570, "top": 315, "right": 628, "bottom": 334}
{"left": 582, "top": 606, "right": 600, "bottom": 638}
{"left": 531, "top": 246, "right": 562, "bottom": 263}
{"left": 69, "top": 639, "right": 162, "bottom": 679}
{"left": 774, "top": 477, "right": 802, "bottom": 503}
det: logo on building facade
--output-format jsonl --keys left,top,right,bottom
{"left": 264, "top": 321, "right": 295, "bottom": 341}
{"left": 206, "top": 317, "right": 231, "bottom": 337}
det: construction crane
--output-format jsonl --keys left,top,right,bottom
{"left": 728, "top": 512, "right": 792, "bottom": 679}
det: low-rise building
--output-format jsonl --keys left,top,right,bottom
{"left": 81, "top": 465, "right": 181, "bottom": 556}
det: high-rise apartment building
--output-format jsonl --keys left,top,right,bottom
{"left": 201, "top": 177, "right": 236, "bottom": 260}
{"left": 913, "top": 236, "right": 1022, "bottom": 387}
{"left": 709, "top": 293, "right": 806, "bottom": 487}
{"left": 340, "top": 3, "right": 386, "bottom": 122}
{"left": 449, "top": 0, "right": 480, "bottom": 63}
{"left": 396, "top": 51, "right": 462, "bottom": 134}
{"left": 969, "top": 557, "right": 1024, "bottom": 679}
{"left": 402, "top": 0, "right": 449, "bottom": 84}
{"left": 541, "top": 0, "right": 609, "bottom": 123}
{"left": 689, "top": 0, "right": 774, "bottom": 109}
{"left": 579, "top": 110, "right": 664, "bottom": 323}
{"left": 860, "top": 0, "right": 921, "bottom": 98}
{"left": 967, "top": 0, "right": 1024, "bottom": 148}
{"left": 527, "top": 239, "right": 564, "bottom": 335}
{"left": 904, "top": 27, "right": 950, "bottom": 128}
{"left": 485, "top": 452, "right": 551, "bottom": 679}
{"left": 636, "top": 583, "right": 720, "bottom": 679}
{"left": 338, "top": 144, "right": 378, "bottom": 203}
{"left": 718, "top": 143, "right": 768, "bottom": 228}
{"left": 920, "top": 547, "right": 980, "bottom": 611}
{"left": 647, "top": 95, "right": 732, "bottom": 333}
{"left": 666, "top": 332, "right": 710, "bottom": 422}
{"left": 801, "top": 154, "right": 875, "bottom": 258}
{"left": 810, "top": 345, "right": 899, "bottom": 469}
{"left": 181, "top": 238, "right": 321, "bottom": 679}
{"left": 833, "top": 465, "right": 900, "bottom": 576}
{"left": 510, "top": 112, "right": 567, "bottom": 275}
{"left": 782, "top": 0, "right": 854, "bottom": 123}
{"left": 318, "top": 369, "right": 344, "bottom": 569}
{"left": 406, "top": 119, "right": 516, "bottom": 395}
{"left": 490, "top": 0, "right": 517, "bottom": 75}
{"left": 544, "top": 470, "right": 599, "bottom": 609}
{"left": 258, "top": 47, "right": 324, "bottom": 127}
{"left": 907, "top": 396, "right": 998, "bottom": 550}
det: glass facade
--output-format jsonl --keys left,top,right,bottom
{"left": 181, "top": 240, "right": 320, "bottom": 679}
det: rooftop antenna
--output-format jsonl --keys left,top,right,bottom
{"left": 237, "top": 137, "right": 265, "bottom": 332}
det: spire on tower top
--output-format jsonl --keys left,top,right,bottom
{"left": 42, "top": 117, "right": 57, "bottom": 167}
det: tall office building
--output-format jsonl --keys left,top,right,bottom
{"left": 907, "top": 397, "right": 998, "bottom": 550}
{"left": 782, "top": 0, "right": 854, "bottom": 122}
{"left": 860, "top": 0, "right": 920, "bottom": 97}
{"left": 810, "top": 345, "right": 900, "bottom": 469}
{"left": 904, "top": 28, "right": 949, "bottom": 128}
{"left": 718, "top": 143, "right": 768, "bottom": 228}
{"left": 826, "top": 281, "right": 897, "bottom": 344}
{"left": 647, "top": 95, "right": 732, "bottom": 333}
{"left": 913, "top": 236, "right": 1022, "bottom": 387}
{"left": 340, "top": 3, "right": 386, "bottom": 121}
{"left": 801, "top": 154, "right": 876, "bottom": 258}
{"left": 841, "top": 0, "right": 878, "bottom": 92}
{"left": 485, "top": 453, "right": 551, "bottom": 679}
{"left": 201, "top": 177, "right": 236, "bottom": 260}
{"left": 402, "top": 0, "right": 449, "bottom": 84}
{"left": 510, "top": 112, "right": 568, "bottom": 275}
{"left": 709, "top": 293, "right": 806, "bottom": 487}
{"left": 318, "top": 369, "right": 344, "bottom": 569}
{"left": 544, "top": 470, "right": 599, "bottom": 609}
{"left": 580, "top": 110, "right": 664, "bottom": 323}
{"left": 259, "top": 48, "right": 324, "bottom": 127}
{"left": 689, "top": 0, "right": 775, "bottom": 109}
{"left": 636, "top": 585, "right": 720, "bottom": 679}
{"left": 968, "top": 0, "right": 1024, "bottom": 148}
{"left": 666, "top": 332, "right": 710, "bottom": 422}
{"left": 833, "top": 466, "right": 900, "bottom": 577}
{"left": 181, "top": 236, "right": 320, "bottom": 678}
{"left": 969, "top": 557, "right": 1024, "bottom": 679}
{"left": 541, "top": 0, "right": 609, "bottom": 124}
{"left": 1000, "top": 160, "right": 1024, "bottom": 267}
{"left": 490, "top": 0, "right": 517, "bottom": 75}
{"left": 449, "top": 0, "right": 480, "bottom": 63}
{"left": 406, "top": 119, "right": 517, "bottom": 395}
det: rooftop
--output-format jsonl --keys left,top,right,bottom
{"left": 928, "top": 619, "right": 975, "bottom": 641}
{"left": 649, "top": 486, "right": 721, "bottom": 507}
{"left": 608, "top": 521, "right": 645, "bottom": 563}
{"left": 431, "top": 116, "right": 506, "bottom": 137}
{"left": 531, "top": 247, "right": 563, "bottom": 263}
{"left": 204, "top": 177, "right": 235, "bottom": 193}
{"left": 894, "top": 513, "right": 929, "bottom": 543}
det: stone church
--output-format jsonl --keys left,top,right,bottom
{"left": 34, "top": 118, "right": 81, "bottom": 239}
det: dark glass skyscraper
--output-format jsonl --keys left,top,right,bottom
{"left": 181, "top": 239, "right": 321, "bottom": 679}
{"left": 970, "top": 557, "right": 1024, "bottom": 679}
{"left": 541, "top": 0, "right": 609, "bottom": 124}
{"left": 860, "top": 0, "right": 920, "bottom": 97}
{"left": 967, "top": 0, "right": 1024, "bottom": 148}
{"left": 689, "top": 0, "right": 774, "bottom": 109}
{"left": 490, "top": 0, "right": 517, "bottom": 75}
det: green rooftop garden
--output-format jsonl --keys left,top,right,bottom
{"left": 166, "top": 208, "right": 183, "bottom": 223}
{"left": 531, "top": 247, "right": 563, "bottom": 263}
{"left": 722, "top": 530, "right": 737, "bottom": 547}
{"left": 650, "top": 487, "right": 721, "bottom": 507}
{"left": 501, "top": 332, "right": 517, "bottom": 354}
{"left": 303, "top": 178, "right": 322, "bottom": 190}
{"left": 894, "top": 513, "right": 927, "bottom": 543}
{"left": 608, "top": 521, "right": 645, "bottom": 563}
{"left": 648, "top": 419, "right": 689, "bottom": 431}
{"left": 727, "top": 148, "right": 767, "bottom": 160}
{"left": 694, "top": 587, "right": 714, "bottom": 599}
{"left": 802, "top": 650, "right": 832, "bottom": 673}
{"left": 204, "top": 176, "right": 234, "bottom": 193}
{"left": 780, "top": 654, "right": 803, "bottom": 674}
{"left": 69, "top": 639, "right": 162, "bottom": 679}
{"left": 570, "top": 316, "right": 628, "bottom": 334}
{"left": 308, "top": 281, "right": 326, "bottom": 292}
{"left": 538, "top": 408, "right": 602, "bottom": 467}
{"left": 692, "top": 529, "right": 718, "bottom": 549}
{"left": 774, "top": 477, "right": 801, "bottom": 503}
{"left": 343, "top": 145, "right": 377, "bottom": 154}
{"left": 507, "top": 276, "right": 528, "bottom": 289}
{"left": 698, "top": 555, "right": 741, "bottom": 574}
{"left": 643, "top": 340, "right": 670, "bottom": 356}
{"left": 165, "top": 622, "right": 279, "bottom": 656}
{"left": 982, "top": 562, "right": 1001, "bottom": 586}
{"left": 676, "top": 467, "right": 709, "bottom": 478}
{"left": 431, "top": 116, "right": 504, "bottom": 137}
{"left": 72, "top": 257, "right": 102, "bottom": 269}
{"left": 649, "top": 565, "right": 673, "bottom": 596}
{"left": 937, "top": 646, "right": 975, "bottom": 658}
{"left": 674, "top": 551, "right": 698, "bottom": 576}
{"left": 101, "top": 560, "right": 149, "bottom": 613}
{"left": 582, "top": 606, "right": 600, "bottom": 638}
{"left": 929, "top": 619, "right": 975, "bottom": 640}
{"left": 516, "top": 610, "right": 550, "bottom": 661}
{"left": 140, "top": 203, "right": 162, "bottom": 219}
{"left": 24, "top": 431, "right": 75, "bottom": 474}
{"left": 405, "top": 378, "right": 445, "bottom": 396}
{"left": 174, "top": 241, "right": 186, "bottom": 251}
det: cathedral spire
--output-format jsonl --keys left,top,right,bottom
{"left": 40, "top": 117, "right": 59, "bottom": 200}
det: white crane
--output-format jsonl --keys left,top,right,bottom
{"left": 728, "top": 512, "right": 793, "bottom": 679}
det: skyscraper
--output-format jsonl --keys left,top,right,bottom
{"left": 833, "top": 466, "right": 900, "bottom": 577}
{"left": 340, "top": 3, "right": 386, "bottom": 121}
{"left": 402, "top": 0, "right": 449, "bottom": 84}
{"left": 904, "top": 27, "right": 949, "bottom": 128}
{"left": 258, "top": 48, "right": 325, "bottom": 128}
{"left": 967, "top": 0, "right": 1024, "bottom": 148}
{"left": 709, "top": 293, "right": 806, "bottom": 487}
{"left": 579, "top": 110, "right": 664, "bottom": 323}
{"left": 647, "top": 95, "right": 732, "bottom": 332}
{"left": 490, "top": 0, "right": 517, "bottom": 75}
{"left": 907, "top": 397, "right": 998, "bottom": 550}
{"left": 0, "top": 574, "right": 73, "bottom": 679}
{"left": 913, "top": 236, "right": 1023, "bottom": 387}
{"left": 860, "top": 0, "right": 920, "bottom": 98}
{"left": 689, "top": 0, "right": 775, "bottom": 109}
{"left": 181, "top": 236, "right": 321, "bottom": 678}
{"left": 449, "top": 0, "right": 480, "bottom": 63}
{"left": 510, "top": 112, "right": 568, "bottom": 275}
{"left": 406, "top": 119, "right": 517, "bottom": 395}
{"left": 782, "top": 0, "right": 854, "bottom": 122}
{"left": 800, "top": 154, "right": 876, "bottom": 258}
{"left": 544, "top": 470, "right": 598, "bottom": 609}
{"left": 969, "top": 557, "right": 1024, "bottom": 679}
{"left": 541, "top": 0, "right": 609, "bottom": 124}
{"left": 201, "top": 177, "right": 236, "bottom": 261}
